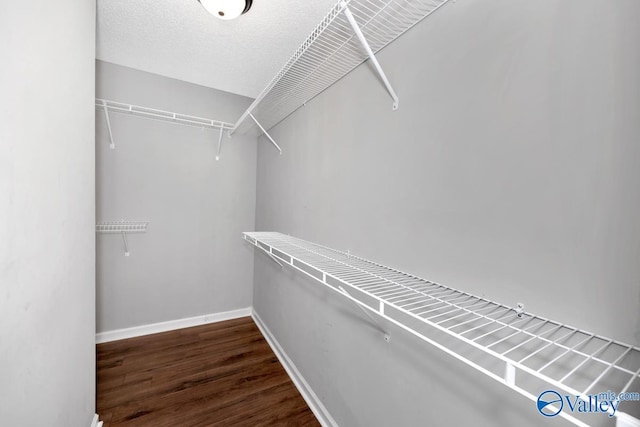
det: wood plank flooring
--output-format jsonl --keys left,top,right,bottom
{"left": 97, "top": 317, "right": 320, "bottom": 427}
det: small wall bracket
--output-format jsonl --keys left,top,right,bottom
{"left": 264, "top": 250, "right": 284, "bottom": 269}
{"left": 341, "top": 3, "right": 399, "bottom": 110}
{"left": 515, "top": 302, "right": 525, "bottom": 318}
{"left": 338, "top": 286, "right": 390, "bottom": 342}
{"left": 254, "top": 244, "right": 284, "bottom": 269}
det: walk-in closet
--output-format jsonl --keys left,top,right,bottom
{"left": 2, "top": 0, "right": 640, "bottom": 426}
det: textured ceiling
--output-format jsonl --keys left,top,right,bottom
{"left": 96, "top": 0, "right": 338, "bottom": 98}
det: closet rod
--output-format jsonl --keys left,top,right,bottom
{"left": 95, "top": 99, "right": 234, "bottom": 131}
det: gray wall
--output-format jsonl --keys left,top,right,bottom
{"left": 254, "top": 0, "right": 640, "bottom": 426}
{"left": 0, "top": 2, "right": 96, "bottom": 427}
{"left": 95, "top": 61, "right": 257, "bottom": 332}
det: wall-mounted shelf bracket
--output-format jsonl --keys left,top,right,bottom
{"left": 339, "top": 286, "right": 391, "bottom": 342}
{"left": 121, "top": 231, "right": 130, "bottom": 256}
{"left": 263, "top": 249, "right": 284, "bottom": 269}
{"left": 252, "top": 241, "right": 284, "bottom": 269}
{"left": 515, "top": 302, "right": 525, "bottom": 318}
{"left": 96, "top": 221, "right": 148, "bottom": 257}
{"left": 101, "top": 100, "right": 115, "bottom": 149}
{"left": 341, "top": 2, "right": 399, "bottom": 110}
{"left": 249, "top": 113, "right": 282, "bottom": 154}
{"left": 216, "top": 126, "right": 224, "bottom": 161}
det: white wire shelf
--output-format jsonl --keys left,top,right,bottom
{"left": 232, "top": 0, "right": 451, "bottom": 135}
{"left": 244, "top": 232, "right": 640, "bottom": 426}
{"left": 97, "top": 221, "right": 148, "bottom": 257}
{"left": 95, "top": 99, "right": 234, "bottom": 131}
{"left": 96, "top": 221, "right": 148, "bottom": 234}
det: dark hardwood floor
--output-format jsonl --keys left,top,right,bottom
{"left": 97, "top": 317, "right": 320, "bottom": 427}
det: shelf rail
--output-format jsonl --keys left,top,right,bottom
{"left": 231, "top": 0, "right": 451, "bottom": 138}
{"left": 244, "top": 232, "right": 640, "bottom": 426}
{"left": 95, "top": 99, "right": 235, "bottom": 159}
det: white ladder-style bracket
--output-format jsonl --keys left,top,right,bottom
{"left": 338, "top": 286, "right": 390, "bottom": 343}
{"left": 96, "top": 221, "right": 148, "bottom": 257}
{"left": 341, "top": 2, "right": 399, "bottom": 111}
{"left": 249, "top": 113, "right": 282, "bottom": 155}
{"left": 102, "top": 100, "right": 115, "bottom": 149}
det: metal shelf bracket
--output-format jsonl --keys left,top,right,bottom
{"left": 339, "top": 286, "right": 391, "bottom": 342}
{"left": 249, "top": 113, "right": 282, "bottom": 154}
{"left": 216, "top": 126, "right": 224, "bottom": 161}
{"left": 341, "top": 2, "right": 399, "bottom": 110}
{"left": 253, "top": 242, "right": 284, "bottom": 269}
{"left": 102, "top": 100, "right": 115, "bottom": 149}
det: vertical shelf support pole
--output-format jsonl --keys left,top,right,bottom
{"left": 339, "top": 286, "right": 390, "bottom": 343}
{"left": 249, "top": 113, "right": 282, "bottom": 154}
{"left": 342, "top": 3, "right": 399, "bottom": 110}
{"left": 216, "top": 125, "right": 224, "bottom": 161}
{"left": 102, "top": 100, "right": 115, "bottom": 149}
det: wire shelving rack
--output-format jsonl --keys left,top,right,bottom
{"left": 232, "top": 0, "right": 451, "bottom": 136}
{"left": 95, "top": 99, "right": 234, "bottom": 159}
{"left": 244, "top": 232, "right": 640, "bottom": 427}
{"left": 96, "top": 220, "right": 148, "bottom": 257}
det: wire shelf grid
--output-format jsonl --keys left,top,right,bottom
{"left": 233, "top": 0, "right": 451, "bottom": 134}
{"left": 244, "top": 232, "right": 640, "bottom": 425}
{"left": 96, "top": 221, "right": 148, "bottom": 234}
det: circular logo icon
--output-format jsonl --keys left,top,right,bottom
{"left": 537, "top": 390, "right": 563, "bottom": 417}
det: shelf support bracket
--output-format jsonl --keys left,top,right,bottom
{"left": 102, "top": 100, "right": 115, "bottom": 149}
{"left": 216, "top": 125, "right": 224, "bottom": 161}
{"left": 338, "top": 286, "right": 390, "bottom": 343}
{"left": 256, "top": 245, "right": 284, "bottom": 269}
{"left": 342, "top": 3, "right": 399, "bottom": 110}
{"left": 121, "top": 231, "right": 130, "bottom": 257}
{"left": 249, "top": 113, "right": 282, "bottom": 155}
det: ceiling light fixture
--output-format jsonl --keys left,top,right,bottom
{"left": 198, "top": 0, "right": 253, "bottom": 20}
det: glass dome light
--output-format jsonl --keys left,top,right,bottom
{"left": 198, "top": 0, "right": 253, "bottom": 20}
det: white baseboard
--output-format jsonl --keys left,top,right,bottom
{"left": 96, "top": 307, "right": 252, "bottom": 343}
{"left": 252, "top": 310, "right": 338, "bottom": 427}
{"left": 90, "top": 414, "right": 103, "bottom": 427}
